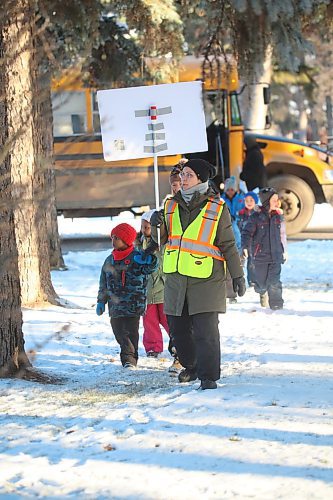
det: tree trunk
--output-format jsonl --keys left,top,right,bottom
{"left": 0, "top": 1, "right": 31, "bottom": 376}
{"left": 46, "top": 169, "right": 66, "bottom": 270}
{"left": 37, "top": 73, "right": 65, "bottom": 270}
{"left": 6, "top": 0, "right": 59, "bottom": 306}
{"left": 242, "top": 45, "right": 273, "bottom": 132}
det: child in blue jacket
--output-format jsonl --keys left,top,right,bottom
{"left": 96, "top": 223, "right": 158, "bottom": 368}
{"left": 221, "top": 176, "right": 244, "bottom": 252}
{"left": 221, "top": 176, "right": 244, "bottom": 303}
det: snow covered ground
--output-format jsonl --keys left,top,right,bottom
{"left": 0, "top": 210, "right": 333, "bottom": 499}
{"left": 56, "top": 203, "right": 333, "bottom": 240}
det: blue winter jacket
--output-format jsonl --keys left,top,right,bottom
{"left": 221, "top": 192, "right": 244, "bottom": 253}
{"left": 221, "top": 192, "right": 244, "bottom": 221}
{"left": 97, "top": 250, "right": 158, "bottom": 317}
{"left": 241, "top": 208, "right": 286, "bottom": 263}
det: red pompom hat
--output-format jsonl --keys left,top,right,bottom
{"left": 110, "top": 223, "right": 137, "bottom": 247}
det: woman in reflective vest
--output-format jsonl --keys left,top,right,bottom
{"left": 150, "top": 159, "right": 246, "bottom": 390}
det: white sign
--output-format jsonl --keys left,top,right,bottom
{"left": 97, "top": 81, "right": 208, "bottom": 161}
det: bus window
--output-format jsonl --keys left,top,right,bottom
{"left": 205, "top": 91, "right": 228, "bottom": 128}
{"left": 230, "top": 93, "right": 242, "bottom": 126}
{"left": 52, "top": 91, "right": 87, "bottom": 136}
{"left": 92, "top": 92, "right": 101, "bottom": 134}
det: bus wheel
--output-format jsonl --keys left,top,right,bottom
{"left": 269, "top": 175, "right": 315, "bottom": 235}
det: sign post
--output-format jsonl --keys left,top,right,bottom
{"left": 150, "top": 105, "right": 160, "bottom": 211}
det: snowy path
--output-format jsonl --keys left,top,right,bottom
{"left": 0, "top": 240, "right": 333, "bottom": 499}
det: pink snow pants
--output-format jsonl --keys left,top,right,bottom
{"left": 143, "top": 303, "right": 169, "bottom": 353}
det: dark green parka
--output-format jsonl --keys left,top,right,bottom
{"left": 156, "top": 187, "right": 244, "bottom": 316}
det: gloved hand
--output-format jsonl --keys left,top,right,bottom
{"left": 143, "top": 238, "right": 159, "bottom": 255}
{"left": 233, "top": 276, "right": 246, "bottom": 297}
{"left": 242, "top": 248, "right": 248, "bottom": 259}
{"left": 283, "top": 252, "right": 288, "bottom": 264}
{"left": 134, "top": 253, "right": 153, "bottom": 265}
{"left": 96, "top": 302, "right": 105, "bottom": 316}
{"left": 150, "top": 209, "right": 164, "bottom": 227}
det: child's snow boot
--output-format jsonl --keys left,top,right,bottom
{"left": 260, "top": 292, "right": 269, "bottom": 308}
{"left": 168, "top": 357, "right": 182, "bottom": 375}
{"left": 147, "top": 351, "right": 159, "bottom": 358}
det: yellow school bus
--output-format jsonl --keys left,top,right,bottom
{"left": 52, "top": 56, "right": 333, "bottom": 234}
{"left": 248, "top": 134, "right": 333, "bottom": 234}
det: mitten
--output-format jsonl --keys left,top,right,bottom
{"left": 232, "top": 276, "right": 246, "bottom": 297}
{"left": 150, "top": 209, "right": 164, "bottom": 227}
{"left": 96, "top": 302, "right": 105, "bottom": 316}
{"left": 134, "top": 253, "right": 153, "bottom": 265}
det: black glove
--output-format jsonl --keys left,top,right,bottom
{"left": 233, "top": 276, "right": 246, "bottom": 297}
{"left": 143, "top": 238, "right": 159, "bottom": 255}
{"left": 150, "top": 209, "right": 164, "bottom": 227}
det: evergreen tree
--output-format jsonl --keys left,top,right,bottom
{"left": 0, "top": 0, "right": 183, "bottom": 377}
{"left": 179, "top": 0, "right": 332, "bottom": 129}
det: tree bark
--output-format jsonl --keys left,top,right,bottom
{"left": 37, "top": 72, "right": 65, "bottom": 270}
{"left": 0, "top": 0, "right": 31, "bottom": 376}
{"left": 241, "top": 45, "right": 273, "bottom": 133}
{"left": 6, "top": 0, "right": 60, "bottom": 306}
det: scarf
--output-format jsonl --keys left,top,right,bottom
{"left": 180, "top": 181, "right": 209, "bottom": 204}
{"left": 112, "top": 245, "right": 134, "bottom": 261}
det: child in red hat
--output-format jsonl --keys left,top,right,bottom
{"left": 96, "top": 222, "right": 158, "bottom": 368}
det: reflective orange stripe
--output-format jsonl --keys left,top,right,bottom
{"left": 206, "top": 200, "right": 223, "bottom": 242}
{"left": 179, "top": 247, "right": 225, "bottom": 261}
{"left": 165, "top": 199, "right": 177, "bottom": 236}
{"left": 197, "top": 200, "right": 212, "bottom": 241}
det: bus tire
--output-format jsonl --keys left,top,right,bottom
{"left": 268, "top": 174, "right": 315, "bottom": 235}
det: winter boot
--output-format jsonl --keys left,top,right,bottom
{"left": 260, "top": 292, "right": 269, "bottom": 308}
{"left": 147, "top": 351, "right": 159, "bottom": 358}
{"left": 168, "top": 357, "right": 183, "bottom": 375}
{"left": 123, "top": 362, "right": 136, "bottom": 370}
{"left": 178, "top": 368, "right": 198, "bottom": 383}
{"left": 198, "top": 380, "right": 217, "bottom": 390}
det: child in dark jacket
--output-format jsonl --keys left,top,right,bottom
{"left": 96, "top": 223, "right": 158, "bottom": 368}
{"left": 241, "top": 188, "right": 287, "bottom": 310}
{"left": 238, "top": 191, "right": 259, "bottom": 286}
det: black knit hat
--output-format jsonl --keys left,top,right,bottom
{"left": 186, "top": 159, "right": 216, "bottom": 182}
{"left": 259, "top": 187, "right": 277, "bottom": 206}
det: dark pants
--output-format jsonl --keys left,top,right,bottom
{"left": 247, "top": 256, "right": 255, "bottom": 286}
{"left": 166, "top": 315, "right": 179, "bottom": 359}
{"left": 167, "top": 301, "right": 221, "bottom": 381}
{"left": 253, "top": 262, "right": 283, "bottom": 308}
{"left": 110, "top": 316, "right": 140, "bottom": 366}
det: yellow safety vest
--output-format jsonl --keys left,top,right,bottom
{"left": 163, "top": 197, "right": 225, "bottom": 278}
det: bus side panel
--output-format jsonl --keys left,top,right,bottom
{"left": 55, "top": 168, "right": 171, "bottom": 212}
